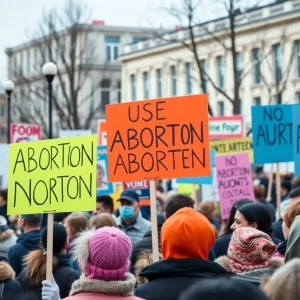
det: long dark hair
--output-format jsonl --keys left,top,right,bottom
{"left": 238, "top": 203, "right": 273, "bottom": 234}
{"left": 220, "top": 199, "right": 253, "bottom": 236}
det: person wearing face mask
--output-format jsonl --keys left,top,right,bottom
{"left": 116, "top": 189, "right": 151, "bottom": 246}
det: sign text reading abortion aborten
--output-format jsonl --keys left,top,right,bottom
{"left": 8, "top": 135, "right": 97, "bottom": 215}
{"left": 106, "top": 95, "right": 211, "bottom": 181}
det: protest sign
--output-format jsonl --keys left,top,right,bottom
{"left": 252, "top": 104, "right": 293, "bottom": 164}
{"left": 0, "top": 144, "right": 9, "bottom": 189}
{"left": 98, "top": 119, "right": 107, "bottom": 146}
{"left": 209, "top": 116, "right": 243, "bottom": 140}
{"left": 176, "top": 149, "right": 215, "bottom": 184}
{"left": 59, "top": 129, "right": 92, "bottom": 138}
{"left": 110, "top": 182, "right": 123, "bottom": 210}
{"left": 201, "top": 168, "right": 219, "bottom": 202}
{"left": 8, "top": 135, "right": 97, "bottom": 215}
{"left": 293, "top": 105, "right": 300, "bottom": 177}
{"left": 97, "top": 146, "right": 114, "bottom": 196}
{"left": 177, "top": 183, "right": 199, "bottom": 196}
{"left": 123, "top": 180, "right": 150, "bottom": 206}
{"left": 210, "top": 137, "right": 253, "bottom": 162}
{"left": 215, "top": 153, "right": 254, "bottom": 219}
{"left": 106, "top": 95, "right": 210, "bottom": 182}
{"left": 10, "top": 123, "right": 41, "bottom": 143}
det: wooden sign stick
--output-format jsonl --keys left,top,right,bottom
{"left": 46, "top": 213, "right": 54, "bottom": 281}
{"left": 267, "top": 164, "right": 273, "bottom": 202}
{"left": 149, "top": 180, "right": 159, "bottom": 263}
{"left": 192, "top": 184, "right": 197, "bottom": 203}
{"left": 275, "top": 162, "right": 281, "bottom": 220}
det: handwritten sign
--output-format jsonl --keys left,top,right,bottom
{"left": 8, "top": 135, "right": 97, "bottom": 215}
{"left": 210, "top": 137, "right": 253, "bottom": 162}
{"left": 123, "top": 180, "right": 150, "bottom": 206}
{"left": 10, "top": 123, "right": 41, "bottom": 143}
{"left": 252, "top": 105, "right": 293, "bottom": 164}
{"left": 97, "top": 146, "right": 114, "bottom": 196}
{"left": 209, "top": 116, "right": 243, "bottom": 140}
{"left": 293, "top": 105, "right": 300, "bottom": 177}
{"left": 106, "top": 95, "right": 210, "bottom": 181}
{"left": 176, "top": 149, "right": 215, "bottom": 184}
{"left": 215, "top": 153, "right": 254, "bottom": 219}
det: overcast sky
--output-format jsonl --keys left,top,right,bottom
{"left": 0, "top": 0, "right": 271, "bottom": 87}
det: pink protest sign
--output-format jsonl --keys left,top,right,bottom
{"left": 215, "top": 153, "right": 254, "bottom": 219}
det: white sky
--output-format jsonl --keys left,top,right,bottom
{"left": 0, "top": 0, "right": 272, "bottom": 87}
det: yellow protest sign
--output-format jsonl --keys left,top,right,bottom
{"left": 210, "top": 137, "right": 253, "bottom": 162}
{"left": 177, "top": 184, "right": 199, "bottom": 196}
{"left": 8, "top": 135, "right": 97, "bottom": 215}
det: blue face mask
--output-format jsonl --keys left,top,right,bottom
{"left": 120, "top": 206, "right": 135, "bottom": 219}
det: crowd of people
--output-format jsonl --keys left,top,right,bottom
{"left": 0, "top": 170, "right": 298, "bottom": 299}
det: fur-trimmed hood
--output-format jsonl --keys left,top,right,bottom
{"left": 0, "top": 261, "right": 15, "bottom": 281}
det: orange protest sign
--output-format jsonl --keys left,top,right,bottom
{"left": 106, "top": 95, "right": 210, "bottom": 182}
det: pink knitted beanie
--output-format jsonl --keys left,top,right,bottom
{"left": 228, "top": 227, "right": 276, "bottom": 273}
{"left": 85, "top": 227, "right": 132, "bottom": 281}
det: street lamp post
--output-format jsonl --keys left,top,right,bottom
{"left": 4, "top": 80, "right": 15, "bottom": 144}
{"left": 42, "top": 62, "right": 57, "bottom": 139}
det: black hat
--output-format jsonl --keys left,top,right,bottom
{"left": 42, "top": 222, "right": 67, "bottom": 254}
{"left": 118, "top": 189, "right": 139, "bottom": 203}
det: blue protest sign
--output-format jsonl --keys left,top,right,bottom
{"left": 123, "top": 180, "right": 150, "bottom": 206}
{"left": 252, "top": 104, "right": 293, "bottom": 164}
{"left": 176, "top": 150, "right": 215, "bottom": 184}
{"left": 97, "top": 146, "right": 114, "bottom": 195}
{"left": 293, "top": 105, "right": 300, "bottom": 177}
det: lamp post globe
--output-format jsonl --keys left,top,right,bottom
{"left": 4, "top": 80, "right": 15, "bottom": 94}
{"left": 42, "top": 62, "right": 58, "bottom": 77}
{"left": 4, "top": 80, "right": 15, "bottom": 144}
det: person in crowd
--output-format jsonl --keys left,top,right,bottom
{"left": 0, "top": 256, "right": 23, "bottom": 298}
{"left": 285, "top": 215, "right": 300, "bottom": 262}
{"left": 8, "top": 214, "right": 41, "bottom": 276}
{"left": 164, "top": 193, "right": 194, "bottom": 219}
{"left": 116, "top": 189, "right": 151, "bottom": 246}
{"left": 135, "top": 207, "right": 227, "bottom": 300}
{"left": 0, "top": 216, "right": 17, "bottom": 258}
{"left": 216, "top": 227, "right": 283, "bottom": 285}
{"left": 231, "top": 202, "right": 281, "bottom": 245}
{"left": 261, "top": 258, "right": 300, "bottom": 300}
{"left": 41, "top": 227, "right": 143, "bottom": 300}
{"left": 88, "top": 213, "right": 117, "bottom": 229}
{"left": 8, "top": 215, "right": 23, "bottom": 236}
{"left": 93, "top": 195, "right": 114, "bottom": 215}
{"left": 211, "top": 199, "right": 253, "bottom": 258}
{"left": 273, "top": 186, "right": 300, "bottom": 241}
{"left": 254, "top": 185, "right": 276, "bottom": 221}
{"left": 0, "top": 189, "right": 8, "bottom": 223}
{"left": 17, "top": 222, "right": 79, "bottom": 298}
{"left": 281, "top": 180, "right": 291, "bottom": 202}
{"left": 179, "top": 278, "right": 268, "bottom": 300}
{"left": 65, "top": 213, "right": 88, "bottom": 273}
{"left": 199, "top": 201, "right": 220, "bottom": 231}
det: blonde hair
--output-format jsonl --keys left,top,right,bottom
{"left": 88, "top": 213, "right": 116, "bottom": 229}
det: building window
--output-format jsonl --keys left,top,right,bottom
{"left": 133, "top": 37, "right": 145, "bottom": 43}
{"left": 0, "top": 105, "right": 5, "bottom": 117}
{"left": 217, "top": 101, "right": 224, "bottom": 116}
{"left": 236, "top": 52, "right": 242, "bottom": 83}
{"left": 156, "top": 69, "right": 162, "bottom": 98}
{"left": 131, "top": 74, "right": 136, "bottom": 101}
{"left": 170, "top": 66, "right": 176, "bottom": 96}
{"left": 253, "top": 48, "right": 261, "bottom": 84}
{"left": 20, "top": 52, "right": 24, "bottom": 74}
{"left": 14, "top": 56, "right": 18, "bottom": 73}
{"left": 105, "top": 36, "right": 120, "bottom": 62}
{"left": 253, "top": 97, "right": 261, "bottom": 106}
{"left": 34, "top": 48, "right": 38, "bottom": 69}
{"left": 186, "top": 62, "right": 192, "bottom": 94}
{"left": 273, "top": 43, "right": 282, "bottom": 82}
{"left": 296, "top": 41, "right": 300, "bottom": 78}
{"left": 27, "top": 50, "right": 31, "bottom": 73}
{"left": 273, "top": 95, "right": 279, "bottom": 104}
{"left": 217, "top": 56, "right": 224, "bottom": 89}
{"left": 100, "top": 80, "right": 111, "bottom": 109}
{"left": 296, "top": 92, "right": 300, "bottom": 103}
{"left": 200, "top": 59, "right": 207, "bottom": 92}
{"left": 143, "top": 71, "right": 149, "bottom": 99}
{"left": 117, "top": 80, "right": 121, "bottom": 103}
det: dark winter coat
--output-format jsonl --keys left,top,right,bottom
{"left": 0, "top": 260, "right": 23, "bottom": 299}
{"left": 259, "top": 199, "right": 276, "bottom": 222}
{"left": 17, "top": 254, "right": 79, "bottom": 299}
{"left": 211, "top": 232, "right": 231, "bottom": 258}
{"left": 134, "top": 258, "right": 227, "bottom": 300}
{"left": 272, "top": 218, "right": 285, "bottom": 242}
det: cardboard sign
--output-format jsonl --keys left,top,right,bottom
{"left": 209, "top": 116, "right": 243, "bottom": 140}
{"left": 8, "top": 135, "right": 97, "bottom": 215}
{"left": 293, "top": 105, "right": 300, "bottom": 177}
{"left": 10, "top": 123, "right": 41, "bottom": 143}
{"left": 215, "top": 153, "right": 254, "bottom": 219}
{"left": 123, "top": 180, "right": 150, "bottom": 206}
{"left": 59, "top": 130, "right": 92, "bottom": 138}
{"left": 210, "top": 137, "right": 253, "bottom": 162}
{"left": 106, "top": 95, "right": 210, "bottom": 182}
{"left": 177, "top": 183, "right": 199, "bottom": 196}
{"left": 97, "top": 146, "right": 114, "bottom": 195}
{"left": 176, "top": 149, "right": 215, "bottom": 184}
{"left": 0, "top": 144, "right": 9, "bottom": 189}
{"left": 98, "top": 120, "right": 107, "bottom": 146}
{"left": 252, "top": 105, "right": 293, "bottom": 164}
